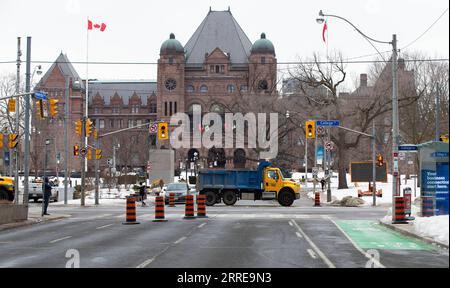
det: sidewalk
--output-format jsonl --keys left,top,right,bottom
{"left": 0, "top": 212, "right": 71, "bottom": 232}
{"left": 379, "top": 221, "right": 449, "bottom": 250}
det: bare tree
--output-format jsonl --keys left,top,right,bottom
{"left": 288, "top": 52, "right": 422, "bottom": 189}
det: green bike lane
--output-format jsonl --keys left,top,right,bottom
{"left": 334, "top": 220, "right": 449, "bottom": 268}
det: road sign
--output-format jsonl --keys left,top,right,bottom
{"left": 147, "top": 162, "right": 152, "bottom": 173}
{"left": 149, "top": 123, "right": 158, "bottom": 134}
{"left": 316, "top": 120, "right": 340, "bottom": 127}
{"left": 33, "top": 91, "right": 48, "bottom": 100}
{"left": 399, "top": 144, "right": 418, "bottom": 152}
{"left": 312, "top": 167, "right": 319, "bottom": 178}
{"left": 325, "top": 141, "right": 334, "bottom": 151}
{"left": 317, "top": 126, "right": 325, "bottom": 136}
{"left": 79, "top": 147, "right": 87, "bottom": 157}
{"left": 107, "top": 158, "right": 113, "bottom": 167}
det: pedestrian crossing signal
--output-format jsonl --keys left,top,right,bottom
{"left": 73, "top": 145, "right": 80, "bottom": 156}
{"left": 158, "top": 122, "right": 169, "bottom": 140}
{"left": 377, "top": 154, "right": 384, "bottom": 167}
{"left": 8, "top": 133, "right": 18, "bottom": 149}
{"left": 95, "top": 149, "right": 102, "bottom": 160}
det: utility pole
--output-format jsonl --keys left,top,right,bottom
{"left": 372, "top": 121, "right": 377, "bottom": 206}
{"left": 80, "top": 117, "right": 86, "bottom": 206}
{"left": 23, "top": 36, "right": 31, "bottom": 205}
{"left": 304, "top": 138, "right": 308, "bottom": 187}
{"left": 435, "top": 84, "right": 440, "bottom": 142}
{"left": 326, "top": 111, "right": 331, "bottom": 202}
{"left": 95, "top": 121, "right": 100, "bottom": 205}
{"left": 391, "top": 34, "right": 400, "bottom": 222}
{"left": 14, "top": 37, "right": 21, "bottom": 204}
{"left": 64, "top": 77, "right": 69, "bottom": 205}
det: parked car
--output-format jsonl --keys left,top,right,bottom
{"left": 0, "top": 176, "right": 15, "bottom": 202}
{"left": 27, "top": 179, "right": 59, "bottom": 203}
{"left": 164, "top": 182, "right": 196, "bottom": 204}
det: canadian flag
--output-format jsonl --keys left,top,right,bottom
{"left": 322, "top": 21, "right": 328, "bottom": 43}
{"left": 88, "top": 20, "right": 106, "bottom": 32}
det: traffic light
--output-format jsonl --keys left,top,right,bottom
{"left": 7, "top": 99, "right": 16, "bottom": 113}
{"left": 49, "top": 99, "right": 59, "bottom": 118}
{"left": 95, "top": 149, "right": 102, "bottom": 160}
{"left": 377, "top": 154, "right": 384, "bottom": 167}
{"left": 8, "top": 133, "right": 18, "bottom": 149}
{"left": 305, "top": 120, "right": 316, "bottom": 139}
{"left": 0, "top": 134, "right": 3, "bottom": 149}
{"left": 87, "top": 149, "right": 92, "bottom": 160}
{"left": 75, "top": 119, "right": 82, "bottom": 136}
{"left": 73, "top": 145, "right": 80, "bottom": 156}
{"left": 36, "top": 100, "right": 44, "bottom": 119}
{"left": 93, "top": 129, "right": 98, "bottom": 140}
{"left": 158, "top": 122, "right": 169, "bottom": 140}
{"left": 86, "top": 118, "right": 93, "bottom": 137}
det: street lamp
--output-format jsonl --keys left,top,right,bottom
{"left": 316, "top": 11, "right": 399, "bottom": 216}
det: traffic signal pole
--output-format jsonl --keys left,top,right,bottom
{"left": 81, "top": 117, "right": 86, "bottom": 206}
{"left": 95, "top": 121, "right": 100, "bottom": 205}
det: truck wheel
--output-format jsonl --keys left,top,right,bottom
{"left": 278, "top": 189, "right": 295, "bottom": 207}
{"left": 222, "top": 191, "right": 237, "bottom": 206}
{"left": 204, "top": 191, "right": 217, "bottom": 206}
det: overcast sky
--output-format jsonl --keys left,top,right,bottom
{"left": 1, "top": 0, "right": 448, "bottom": 89}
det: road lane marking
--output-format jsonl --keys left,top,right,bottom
{"left": 295, "top": 232, "right": 303, "bottom": 239}
{"left": 174, "top": 236, "right": 187, "bottom": 244}
{"left": 198, "top": 223, "right": 206, "bottom": 228}
{"left": 290, "top": 219, "right": 336, "bottom": 268}
{"left": 96, "top": 224, "right": 114, "bottom": 230}
{"left": 307, "top": 249, "right": 317, "bottom": 259}
{"left": 330, "top": 219, "right": 386, "bottom": 268}
{"left": 49, "top": 236, "right": 72, "bottom": 244}
{"left": 136, "top": 258, "right": 155, "bottom": 268}
{"left": 288, "top": 221, "right": 293, "bottom": 227}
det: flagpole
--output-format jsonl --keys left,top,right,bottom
{"left": 85, "top": 17, "right": 89, "bottom": 172}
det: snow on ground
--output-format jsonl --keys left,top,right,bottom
{"left": 292, "top": 172, "right": 420, "bottom": 206}
{"left": 413, "top": 215, "right": 449, "bottom": 245}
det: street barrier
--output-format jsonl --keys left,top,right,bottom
{"left": 421, "top": 196, "right": 434, "bottom": 217}
{"left": 196, "top": 194, "right": 207, "bottom": 218}
{"left": 184, "top": 194, "right": 196, "bottom": 219}
{"left": 123, "top": 196, "right": 140, "bottom": 225}
{"left": 393, "top": 196, "right": 408, "bottom": 224}
{"left": 314, "top": 192, "right": 321, "bottom": 207}
{"left": 169, "top": 192, "right": 175, "bottom": 207}
{"left": 153, "top": 196, "right": 167, "bottom": 222}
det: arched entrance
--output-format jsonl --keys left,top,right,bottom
{"left": 207, "top": 147, "right": 226, "bottom": 168}
{"left": 233, "top": 149, "right": 246, "bottom": 168}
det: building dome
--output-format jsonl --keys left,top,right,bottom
{"left": 251, "top": 33, "right": 275, "bottom": 55}
{"left": 160, "top": 33, "right": 184, "bottom": 54}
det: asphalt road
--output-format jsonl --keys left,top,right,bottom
{"left": 0, "top": 194, "right": 448, "bottom": 268}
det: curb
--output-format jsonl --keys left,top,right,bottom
{"left": 0, "top": 214, "right": 70, "bottom": 232}
{"left": 378, "top": 221, "right": 449, "bottom": 250}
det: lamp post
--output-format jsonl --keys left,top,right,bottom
{"left": 316, "top": 10, "right": 399, "bottom": 219}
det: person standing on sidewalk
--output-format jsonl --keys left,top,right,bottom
{"left": 139, "top": 182, "right": 147, "bottom": 207}
{"left": 42, "top": 177, "right": 52, "bottom": 216}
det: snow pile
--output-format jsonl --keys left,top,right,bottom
{"left": 413, "top": 215, "right": 449, "bottom": 246}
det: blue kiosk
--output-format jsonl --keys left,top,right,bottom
{"left": 419, "top": 141, "right": 449, "bottom": 216}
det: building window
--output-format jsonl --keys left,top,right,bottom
{"left": 169, "top": 102, "right": 173, "bottom": 116}
{"left": 200, "top": 85, "right": 208, "bottom": 93}
{"left": 112, "top": 107, "right": 120, "bottom": 114}
{"left": 164, "top": 102, "right": 168, "bottom": 116}
{"left": 227, "top": 84, "right": 236, "bottom": 93}
{"left": 215, "top": 65, "right": 220, "bottom": 73}
{"left": 137, "top": 120, "right": 142, "bottom": 126}
{"left": 128, "top": 119, "right": 133, "bottom": 128}
{"left": 99, "top": 119, "right": 105, "bottom": 129}
{"left": 186, "top": 85, "right": 195, "bottom": 93}
{"left": 174, "top": 102, "right": 177, "bottom": 114}
{"left": 110, "top": 119, "right": 114, "bottom": 129}
{"left": 210, "top": 65, "right": 215, "bottom": 73}
{"left": 131, "top": 105, "right": 139, "bottom": 114}
{"left": 258, "top": 80, "right": 268, "bottom": 91}
{"left": 118, "top": 119, "right": 123, "bottom": 128}
{"left": 240, "top": 85, "right": 248, "bottom": 92}
{"left": 261, "top": 57, "right": 266, "bottom": 64}
{"left": 94, "top": 107, "right": 102, "bottom": 114}
{"left": 221, "top": 65, "right": 225, "bottom": 73}
{"left": 149, "top": 102, "right": 157, "bottom": 113}
{"left": 169, "top": 57, "right": 174, "bottom": 65}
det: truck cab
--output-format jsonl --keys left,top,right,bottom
{"left": 263, "top": 167, "right": 300, "bottom": 206}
